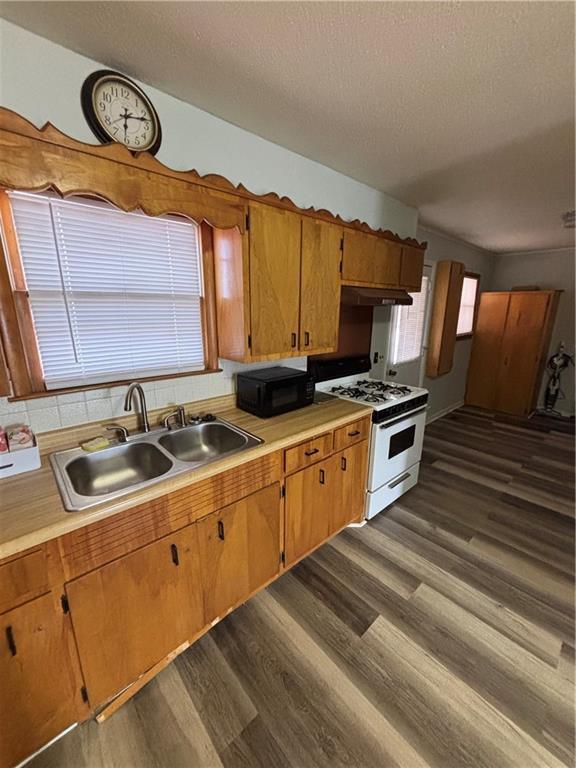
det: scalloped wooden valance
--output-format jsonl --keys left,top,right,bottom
{"left": 0, "top": 108, "right": 426, "bottom": 249}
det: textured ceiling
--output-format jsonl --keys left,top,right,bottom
{"left": 0, "top": 1, "right": 574, "bottom": 253}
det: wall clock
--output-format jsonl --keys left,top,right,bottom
{"left": 81, "top": 70, "right": 162, "bottom": 155}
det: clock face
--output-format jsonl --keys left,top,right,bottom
{"left": 81, "top": 70, "right": 162, "bottom": 154}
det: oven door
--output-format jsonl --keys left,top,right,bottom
{"left": 367, "top": 407, "right": 426, "bottom": 491}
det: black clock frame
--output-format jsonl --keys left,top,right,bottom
{"left": 80, "top": 69, "right": 162, "bottom": 156}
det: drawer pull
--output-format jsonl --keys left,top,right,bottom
{"left": 304, "top": 448, "right": 319, "bottom": 456}
{"left": 6, "top": 626, "right": 16, "bottom": 656}
{"left": 218, "top": 520, "right": 225, "bottom": 540}
{"left": 304, "top": 331, "right": 310, "bottom": 347}
{"left": 341, "top": 456, "right": 347, "bottom": 471}
{"left": 348, "top": 430, "right": 361, "bottom": 437}
{"left": 170, "top": 543, "right": 179, "bottom": 566}
{"left": 291, "top": 333, "right": 297, "bottom": 348}
{"left": 388, "top": 472, "right": 411, "bottom": 489}
{"left": 319, "top": 469, "right": 325, "bottom": 485}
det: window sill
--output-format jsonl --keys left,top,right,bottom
{"left": 7, "top": 368, "right": 223, "bottom": 402}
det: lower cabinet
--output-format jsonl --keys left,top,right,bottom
{"left": 284, "top": 441, "right": 368, "bottom": 567}
{"left": 0, "top": 593, "right": 87, "bottom": 768}
{"left": 66, "top": 524, "right": 204, "bottom": 707}
{"left": 197, "top": 483, "right": 282, "bottom": 623}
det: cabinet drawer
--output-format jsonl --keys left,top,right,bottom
{"left": 0, "top": 548, "right": 49, "bottom": 614}
{"left": 284, "top": 433, "right": 332, "bottom": 474}
{"left": 333, "top": 418, "right": 370, "bottom": 451}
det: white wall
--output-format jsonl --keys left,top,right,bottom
{"left": 420, "top": 228, "right": 496, "bottom": 420}
{"left": 0, "top": 20, "right": 417, "bottom": 433}
{"left": 491, "top": 247, "right": 575, "bottom": 415}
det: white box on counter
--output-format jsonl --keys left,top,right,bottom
{"left": 0, "top": 428, "right": 41, "bottom": 478}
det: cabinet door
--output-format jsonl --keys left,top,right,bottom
{"left": 465, "top": 293, "right": 509, "bottom": 410}
{"left": 342, "top": 230, "right": 401, "bottom": 286}
{"left": 197, "top": 484, "right": 281, "bottom": 623}
{"left": 495, "top": 292, "right": 552, "bottom": 416}
{"left": 426, "top": 260, "right": 464, "bottom": 377}
{"left": 299, "top": 218, "right": 342, "bottom": 354}
{"left": 331, "top": 441, "right": 369, "bottom": 533}
{"left": 400, "top": 245, "right": 425, "bottom": 291}
{"left": 285, "top": 455, "right": 336, "bottom": 567}
{"left": 0, "top": 594, "right": 87, "bottom": 768}
{"left": 66, "top": 525, "right": 204, "bottom": 707}
{"left": 249, "top": 204, "right": 302, "bottom": 357}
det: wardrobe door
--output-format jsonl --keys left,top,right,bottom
{"left": 495, "top": 292, "right": 551, "bottom": 416}
{"left": 465, "top": 293, "right": 509, "bottom": 410}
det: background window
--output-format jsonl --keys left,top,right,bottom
{"left": 457, "top": 274, "right": 480, "bottom": 336}
{"left": 390, "top": 275, "right": 429, "bottom": 364}
{"left": 7, "top": 191, "right": 206, "bottom": 389}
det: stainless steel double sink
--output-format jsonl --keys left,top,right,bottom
{"left": 50, "top": 417, "right": 263, "bottom": 512}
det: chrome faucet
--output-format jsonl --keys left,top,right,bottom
{"left": 124, "top": 382, "right": 150, "bottom": 433}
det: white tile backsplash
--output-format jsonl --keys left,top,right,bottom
{"left": 0, "top": 357, "right": 308, "bottom": 434}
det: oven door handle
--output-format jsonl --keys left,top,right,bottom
{"left": 378, "top": 405, "right": 427, "bottom": 429}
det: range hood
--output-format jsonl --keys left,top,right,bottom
{"left": 341, "top": 285, "right": 413, "bottom": 306}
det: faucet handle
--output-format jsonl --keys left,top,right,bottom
{"left": 105, "top": 423, "right": 130, "bottom": 443}
{"left": 163, "top": 406, "right": 186, "bottom": 430}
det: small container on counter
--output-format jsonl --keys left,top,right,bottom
{"left": 0, "top": 423, "right": 41, "bottom": 478}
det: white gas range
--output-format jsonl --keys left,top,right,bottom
{"left": 311, "top": 357, "right": 428, "bottom": 519}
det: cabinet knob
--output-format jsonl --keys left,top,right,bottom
{"left": 218, "top": 520, "right": 225, "bottom": 540}
{"left": 170, "top": 543, "right": 179, "bottom": 566}
{"left": 304, "top": 331, "right": 310, "bottom": 347}
{"left": 348, "top": 430, "right": 361, "bottom": 437}
{"left": 5, "top": 626, "right": 16, "bottom": 656}
{"left": 291, "top": 333, "right": 297, "bottom": 348}
{"left": 341, "top": 456, "right": 347, "bottom": 471}
{"left": 304, "top": 448, "right": 319, "bottom": 456}
{"left": 319, "top": 469, "right": 325, "bottom": 485}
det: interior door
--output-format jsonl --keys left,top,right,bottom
{"left": 465, "top": 292, "right": 510, "bottom": 410}
{"left": 0, "top": 593, "right": 87, "bottom": 768}
{"left": 249, "top": 204, "right": 302, "bottom": 357}
{"left": 66, "top": 525, "right": 204, "bottom": 706}
{"left": 495, "top": 292, "right": 551, "bottom": 415}
{"left": 330, "top": 441, "right": 368, "bottom": 531}
{"left": 285, "top": 455, "right": 335, "bottom": 566}
{"left": 386, "top": 266, "right": 431, "bottom": 386}
{"left": 197, "top": 484, "right": 281, "bottom": 623}
{"left": 299, "top": 218, "right": 342, "bottom": 354}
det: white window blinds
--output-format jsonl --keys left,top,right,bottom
{"left": 8, "top": 191, "right": 205, "bottom": 389}
{"left": 457, "top": 275, "right": 479, "bottom": 335}
{"left": 389, "top": 275, "right": 429, "bottom": 365}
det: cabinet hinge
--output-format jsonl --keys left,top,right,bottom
{"left": 247, "top": 334, "right": 252, "bottom": 349}
{"left": 61, "top": 594, "right": 70, "bottom": 614}
{"left": 280, "top": 550, "right": 285, "bottom": 565}
{"left": 245, "top": 212, "right": 250, "bottom": 231}
{"left": 280, "top": 484, "right": 285, "bottom": 498}
{"left": 80, "top": 686, "right": 89, "bottom": 704}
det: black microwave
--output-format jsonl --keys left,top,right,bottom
{"left": 236, "top": 367, "right": 315, "bottom": 418}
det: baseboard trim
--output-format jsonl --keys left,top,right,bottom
{"left": 426, "top": 400, "right": 465, "bottom": 424}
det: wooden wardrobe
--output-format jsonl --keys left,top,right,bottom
{"left": 465, "top": 290, "right": 561, "bottom": 416}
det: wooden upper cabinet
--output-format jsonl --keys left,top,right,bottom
{"left": 249, "top": 204, "right": 302, "bottom": 358}
{"left": 197, "top": 483, "right": 281, "bottom": 623}
{"left": 426, "top": 260, "right": 465, "bottom": 378}
{"left": 299, "top": 218, "right": 342, "bottom": 354}
{"left": 400, "top": 245, "right": 425, "bottom": 292}
{"left": 0, "top": 593, "right": 88, "bottom": 768}
{"left": 341, "top": 230, "right": 402, "bottom": 287}
{"left": 66, "top": 525, "right": 205, "bottom": 707}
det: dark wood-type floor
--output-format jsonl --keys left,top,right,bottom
{"left": 31, "top": 407, "right": 575, "bottom": 768}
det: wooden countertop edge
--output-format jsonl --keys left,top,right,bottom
{"left": 0, "top": 398, "right": 372, "bottom": 560}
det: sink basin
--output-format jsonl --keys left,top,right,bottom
{"left": 50, "top": 416, "right": 263, "bottom": 511}
{"left": 65, "top": 442, "right": 173, "bottom": 497}
{"left": 159, "top": 422, "right": 249, "bottom": 462}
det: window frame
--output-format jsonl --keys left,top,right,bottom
{"left": 456, "top": 271, "right": 481, "bottom": 340}
{"left": 0, "top": 189, "right": 220, "bottom": 400}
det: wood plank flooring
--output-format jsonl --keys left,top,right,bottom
{"left": 30, "top": 407, "right": 575, "bottom": 768}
